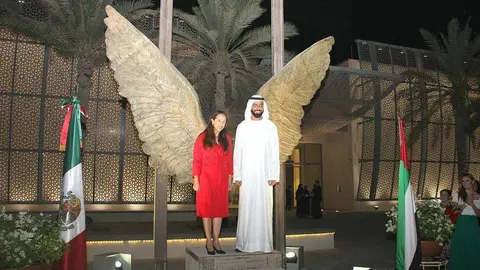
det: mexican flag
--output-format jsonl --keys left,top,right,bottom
{"left": 54, "top": 97, "right": 87, "bottom": 270}
{"left": 396, "top": 117, "right": 422, "bottom": 270}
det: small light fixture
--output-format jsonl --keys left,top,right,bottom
{"left": 335, "top": 210, "right": 339, "bottom": 213}
{"left": 374, "top": 205, "right": 379, "bottom": 210}
{"left": 286, "top": 251, "right": 297, "bottom": 263}
{"left": 286, "top": 246, "right": 304, "bottom": 270}
{"left": 115, "top": 261, "right": 123, "bottom": 270}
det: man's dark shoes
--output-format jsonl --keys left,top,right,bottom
{"left": 235, "top": 248, "right": 242, "bottom": 253}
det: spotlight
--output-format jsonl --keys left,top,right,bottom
{"left": 286, "top": 251, "right": 297, "bottom": 263}
{"left": 286, "top": 246, "right": 304, "bottom": 270}
{"left": 93, "top": 253, "right": 131, "bottom": 270}
{"left": 374, "top": 205, "right": 379, "bottom": 210}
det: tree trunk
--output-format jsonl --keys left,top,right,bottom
{"left": 453, "top": 92, "right": 469, "bottom": 187}
{"left": 224, "top": 75, "right": 232, "bottom": 108}
{"left": 76, "top": 56, "right": 94, "bottom": 120}
{"left": 215, "top": 71, "right": 226, "bottom": 111}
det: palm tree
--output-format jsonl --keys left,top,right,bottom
{"left": 171, "top": 0, "right": 298, "bottom": 116}
{"left": 401, "top": 18, "right": 480, "bottom": 182}
{"left": 0, "top": 0, "right": 155, "bottom": 116}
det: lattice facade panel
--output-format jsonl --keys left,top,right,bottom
{"left": 82, "top": 153, "right": 95, "bottom": 202}
{"left": 423, "top": 162, "right": 440, "bottom": 198}
{"left": 452, "top": 164, "right": 460, "bottom": 192}
{"left": 361, "top": 120, "right": 374, "bottom": 160}
{"left": 0, "top": 28, "right": 16, "bottom": 39}
{"left": 98, "top": 66, "right": 119, "bottom": 99}
{"left": 442, "top": 125, "right": 455, "bottom": 161}
{"left": 13, "top": 43, "right": 43, "bottom": 94}
{"left": 9, "top": 151, "right": 37, "bottom": 202}
{"left": 380, "top": 120, "right": 396, "bottom": 160}
{"left": 43, "top": 98, "right": 65, "bottom": 150}
{"left": 46, "top": 50, "right": 73, "bottom": 97}
{"left": 0, "top": 151, "right": 8, "bottom": 202}
{"left": 468, "top": 163, "right": 480, "bottom": 182}
{"left": 469, "top": 130, "right": 480, "bottom": 162}
{"left": 375, "top": 161, "right": 394, "bottom": 199}
{"left": 42, "top": 152, "right": 63, "bottom": 201}
{"left": 170, "top": 180, "right": 194, "bottom": 203}
{"left": 122, "top": 155, "right": 148, "bottom": 202}
{"left": 438, "top": 163, "right": 455, "bottom": 196}
{"left": 0, "top": 95, "right": 10, "bottom": 149}
{"left": 1, "top": 31, "right": 201, "bottom": 205}
{"left": 357, "top": 162, "right": 372, "bottom": 199}
{"left": 11, "top": 96, "right": 40, "bottom": 149}
{"left": 409, "top": 162, "right": 421, "bottom": 196}
{"left": 0, "top": 41, "right": 15, "bottom": 93}
{"left": 125, "top": 103, "right": 143, "bottom": 153}
{"left": 94, "top": 154, "right": 120, "bottom": 202}
{"left": 391, "top": 162, "right": 399, "bottom": 199}
{"left": 95, "top": 102, "right": 121, "bottom": 152}
{"left": 380, "top": 88, "right": 396, "bottom": 119}
{"left": 426, "top": 124, "right": 442, "bottom": 162}
{"left": 146, "top": 167, "right": 155, "bottom": 202}
{"left": 83, "top": 101, "right": 98, "bottom": 152}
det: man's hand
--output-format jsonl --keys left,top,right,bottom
{"left": 235, "top": 181, "right": 242, "bottom": 187}
{"left": 268, "top": 180, "right": 277, "bottom": 186}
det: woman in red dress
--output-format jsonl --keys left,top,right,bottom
{"left": 192, "top": 111, "right": 233, "bottom": 255}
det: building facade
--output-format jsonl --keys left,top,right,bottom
{"left": 2, "top": 28, "right": 479, "bottom": 212}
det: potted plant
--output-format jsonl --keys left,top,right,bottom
{"left": 385, "top": 200, "right": 454, "bottom": 260}
{"left": 0, "top": 208, "right": 66, "bottom": 270}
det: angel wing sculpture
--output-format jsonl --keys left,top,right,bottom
{"left": 104, "top": 6, "right": 334, "bottom": 183}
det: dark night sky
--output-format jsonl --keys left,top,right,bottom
{"left": 165, "top": 0, "right": 480, "bottom": 64}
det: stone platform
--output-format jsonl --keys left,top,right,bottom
{"left": 86, "top": 229, "right": 334, "bottom": 261}
{"left": 185, "top": 247, "right": 283, "bottom": 270}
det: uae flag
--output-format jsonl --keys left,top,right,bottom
{"left": 396, "top": 117, "right": 422, "bottom": 270}
{"left": 54, "top": 97, "right": 87, "bottom": 270}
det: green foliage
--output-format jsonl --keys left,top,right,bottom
{"left": 385, "top": 200, "right": 454, "bottom": 244}
{"left": 171, "top": 0, "right": 298, "bottom": 114}
{"left": 0, "top": 0, "right": 155, "bottom": 61}
{"left": 0, "top": 208, "right": 66, "bottom": 268}
{"left": 399, "top": 18, "right": 480, "bottom": 175}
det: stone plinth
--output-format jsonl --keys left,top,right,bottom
{"left": 185, "top": 247, "right": 283, "bottom": 270}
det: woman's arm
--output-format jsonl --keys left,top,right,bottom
{"left": 192, "top": 135, "right": 203, "bottom": 191}
{"left": 467, "top": 194, "right": 480, "bottom": 217}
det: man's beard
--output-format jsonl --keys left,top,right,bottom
{"left": 251, "top": 109, "right": 263, "bottom": 118}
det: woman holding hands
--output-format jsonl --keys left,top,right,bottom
{"left": 192, "top": 111, "right": 233, "bottom": 255}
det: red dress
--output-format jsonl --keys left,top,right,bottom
{"left": 445, "top": 206, "right": 460, "bottom": 224}
{"left": 192, "top": 132, "right": 233, "bottom": 218}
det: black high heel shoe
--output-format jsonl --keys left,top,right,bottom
{"left": 213, "top": 244, "right": 226, "bottom": 254}
{"left": 205, "top": 245, "right": 215, "bottom": 255}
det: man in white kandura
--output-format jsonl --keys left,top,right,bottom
{"left": 233, "top": 95, "right": 280, "bottom": 253}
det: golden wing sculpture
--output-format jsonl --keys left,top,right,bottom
{"left": 257, "top": 37, "right": 334, "bottom": 162}
{"left": 104, "top": 6, "right": 206, "bottom": 183}
{"left": 104, "top": 5, "right": 333, "bottom": 182}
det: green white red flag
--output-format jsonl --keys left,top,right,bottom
{"left": 54, "top": 97, "right": 87, "bottom": 270}
{"left": 396, "top": 117, "right": 422, "bottom": 270}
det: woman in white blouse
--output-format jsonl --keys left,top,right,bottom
{"left": 448, "top": 173, "right": 480, "bottom": 270}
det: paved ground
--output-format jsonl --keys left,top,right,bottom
{"left": 87, "top": 210, "right": 395, "bottom": 270}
